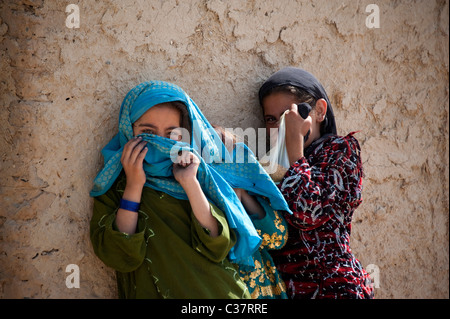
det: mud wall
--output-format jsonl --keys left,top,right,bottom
{"left": 0, "top": 0, "right": 448, "bottom": 298}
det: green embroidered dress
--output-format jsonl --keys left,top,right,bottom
{"left": 238, "top": 199, "right": 288, "bottom": 299}
{"left": 90, "top": 175, "right": 250, "bottom": 299}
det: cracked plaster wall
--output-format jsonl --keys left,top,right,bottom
{"left": 0, "top": 0, "right": 448, "bottom": 298}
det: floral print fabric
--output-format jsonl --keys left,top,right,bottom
{"left": 239, "top": 201, "right": 289, "bottom": 299}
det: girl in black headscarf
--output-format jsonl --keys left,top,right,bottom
{"left": 259, "top": 67, "right": 374, "bottom": 299}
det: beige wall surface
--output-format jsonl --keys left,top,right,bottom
{"left": 0, "top": 0, "right": 448, "bottom": 299}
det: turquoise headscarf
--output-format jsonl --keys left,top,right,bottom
{"left": 90, "top": 81, "right": 291, "bottom": 267}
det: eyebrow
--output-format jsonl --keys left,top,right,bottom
{"left": 135, "top": 123, "right": 156, "bottom": 127}
{"left": 135, "top": 123, "right": 180, "bottom": 131}
{"left": 265, "top": 109, "right": 291, "bottom": 118}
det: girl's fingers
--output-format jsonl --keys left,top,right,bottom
{"left": 129, "top": 140, "right": 147, "bottom": 164}
{"left": 177, "top": 151, "right": 198, "bottom": 167}
{"left": 136, "top": 146, "right": 148, "bottom": 165}
{"left": 177, "top": 150, "right": 189, "bottom": 166}
{"left": 290, "top": 103, "right": 298, "bottom": 113}
{"left": 184, "top": 152, "right": 193, "bottom": 165}
{"left": 122, "top": 137, "right": 146, "bottom": 164}
{"left": 121, "top": 137, "right": 142, "bottom": 161}
{"left": 191, "top": 153, "right": 200, "bottom": 164}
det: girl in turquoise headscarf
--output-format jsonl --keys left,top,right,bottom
{"left": 90, "top": 81, "right": 290, "bottom": 299}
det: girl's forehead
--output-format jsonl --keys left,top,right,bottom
{"left": 263, "top": 92, "right": 298, "bottom": 113}
{"left": 136, "top": 104, "right": 181, "bottom": 122}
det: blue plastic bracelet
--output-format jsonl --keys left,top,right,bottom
{"left": 119, "top": 198, "right": 140, "bottom": 212}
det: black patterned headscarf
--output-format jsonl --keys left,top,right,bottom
{"left": 259, "top": 67, "right": 338, "bottom": 156}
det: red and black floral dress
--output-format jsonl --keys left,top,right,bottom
{"left": 271, "top": 133, "right": 374, "bottom": 299}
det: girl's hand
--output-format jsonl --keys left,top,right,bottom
{"left": 284, "top": 103, "right": 312, "bottom": 137}
{"left": 284, "top": 103, "right": 312, "bottom": 164}
{"left": 173, "top": 151, "right": 200, "bottom": 186}
{"left": 121, "top": 136, "right": 148, "bottom": 189}
{"left": 173, "top": 151, "right": 218, "bottom": 236}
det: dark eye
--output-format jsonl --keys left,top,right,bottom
{"left": 265, "top": 116, "right": 276, "bottom": 124}
{"left": 142, "top": 129, "right": 154, "bottom": 134}
{"left": 169, "top": 129, "right": 182, "bottom": 141}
